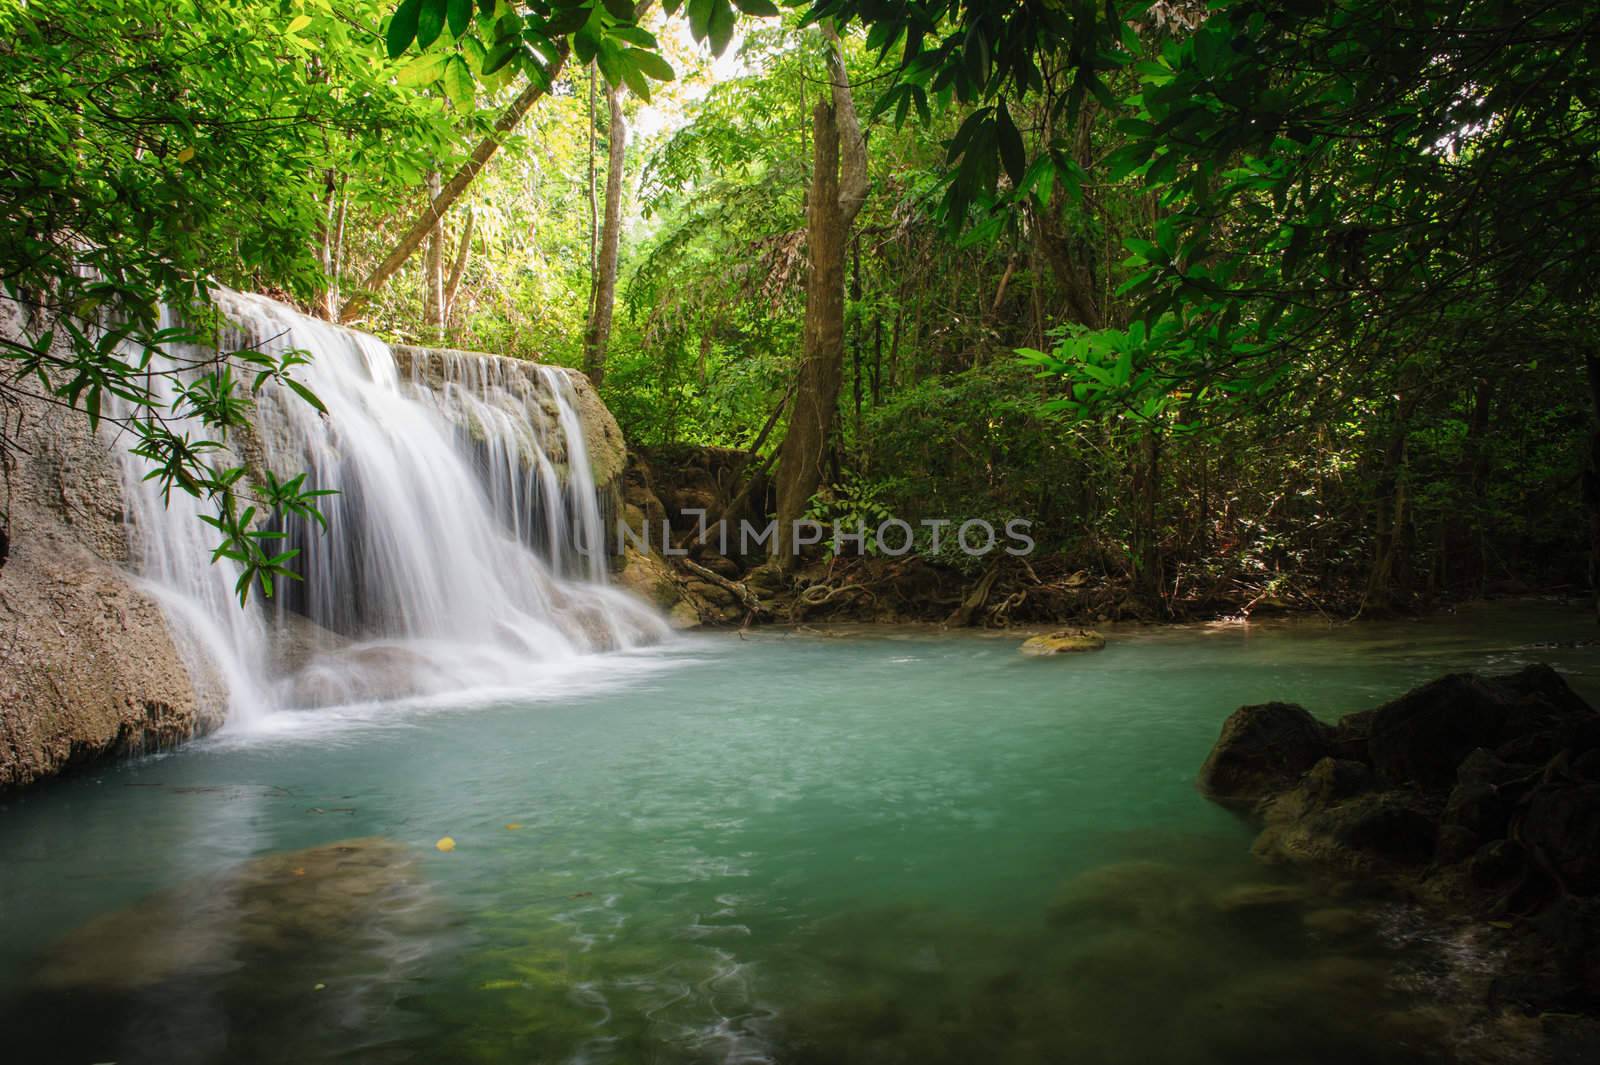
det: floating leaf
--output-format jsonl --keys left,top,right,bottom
{"left": 435, "top": 836, "right": 457, "bottom": 852}
{"left": 504, "top": 822, "right": 523, "bottom": 830}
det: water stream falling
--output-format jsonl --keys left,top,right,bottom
{"left": 116, "top": 289, "right": 667, "bottom": 730}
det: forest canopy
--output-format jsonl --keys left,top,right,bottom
{"left": 1, "top": 0, "right": 1596, "bottom": 613}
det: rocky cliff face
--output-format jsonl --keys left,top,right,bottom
{"left": 1, "top": 306, "right": 212, "bottom": 788}
{"left": 393, "top": 345, "right": 629, "bottom": 526}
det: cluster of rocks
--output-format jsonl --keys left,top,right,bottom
{"left": 1198, "top": 664, "right": 1600, "bottom": 1025}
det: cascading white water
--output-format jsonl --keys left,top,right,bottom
{"left": 115, "top": 289, "right": 667, "bottom": 729}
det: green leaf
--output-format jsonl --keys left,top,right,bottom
{"left": 447, "top": 0, "right": 472, "bottom": 39}
{"left": 595, "top": 38, "right": 623, "bottom": 85}
{"left": 417, "top": 0, "right": 447, "bottom": 50}
{"left": 387, "top": 0, "right": 423, "bottom": 58}
{"left": 483, "top": 37, "right": 521, "bottom": 75}
{"left": 396, "top": 51, "right": 448, "bottom": 86}
{"left": 996, "top": 99, "right": 1025, "bottom": 186}
{"left": 631, "top": 49, "right": 675, "bottom": 82}
{"left": 621, "top": 58, "right": 651, "bottom": 101}
{"left": 286, "top": 14, "right": 312, "bottom": 34}
{"left": 732, "top": 0, "right": 779, "bottom": 14}
{"left": 285, "top": 379, "right": 327, "bottom": 414}
{"left": 707, "top": 0, "right": 735, "bottom": 56}
{"left": 443, "top": 54, "right": 475, "bottom": 106}
{"left": 687, "top": 0, "right": 712, "bottom": 41}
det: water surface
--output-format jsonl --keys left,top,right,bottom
{"left": 2, "top": 601, "right": 1596, "bottom": 1064}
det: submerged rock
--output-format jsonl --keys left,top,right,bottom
{"left": 1019, "top": 628, "right": 1106, "bottom": 655}
{"left": 35, "top": 836, "right": 434, "bottom": 993}
{"left": 8, "top": 837, "right": 453, "bottom": 1065}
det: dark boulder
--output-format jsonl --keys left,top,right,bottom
{"left": 1197, "top": 702, "right": 1330, "bottom": 803}
{"left": 1367, "top": 673, "right": 1512, "bottom": 792}
{"left": 1515, "top": 771, "right": 1600, "bottom": 896}
{"left": 1201, "top": 663, "right": 1600, "bottom": 1028}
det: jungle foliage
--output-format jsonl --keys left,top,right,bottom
{"left": 2, "top": 0, "right": 1595, "bottom": 612}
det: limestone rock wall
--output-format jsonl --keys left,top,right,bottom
{"left": 1, "top": 306, "right": 209, "bottom": 788}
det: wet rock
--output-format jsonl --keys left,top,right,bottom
{"left": 1367, "top": 673, "right": 1512, "bottom": 792}
{"left": 616, "top": 545, "right": 678, "bottom": 607}
{"left": 1514, "top": 774, "right": 1600, "bottom": 895}
{"left": 0, "top": 303, "right": 213, "bottom": 788}
{"left": 1469, "top": 840, "right": 1527, "bottom": 891}
{"left": 1019, "top": 628, "right": 1106, "bottom": 655}
{"left": 685, "top": 578, "right": 737, "bottom": 608}
{"left": 667, "top": 600, "right": 701, "bottom": 629}
{"left": 1440, "top": 749, "right": 1519, "bottom": 850}
{"left": 1197, "top": 701, "right": 1330, "bottom": 803}
{"left": 1201, "top": 665, "right": 1600, "bottom": 1033}
{"left": 1257, "top": 790, "right": 1438, "bottom": 872}
{"left": 1330, "top": 708, "right": 1377, "bottom": 761}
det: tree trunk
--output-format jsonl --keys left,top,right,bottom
{"left": 769, "top": 26, "right": 868, "bottom": 568}
{"left": 583, "top": 81, "right": 627, "bottom": 388}
{"left": 772, "top": 100, "right": 844, "bottom": 566}
{"left": 443, "top": 206, "right": 475, "bottom": 322}
{"left": 1585, "top": 352, "right": 1600, "bottom": 621}
{"left": 1365, "top": 382, "right": 1421, "bottom": 612}
{"left": 422, "top": 171, "right": 445, "bottom": 328}
{"left": 1131, "top": 426, "right": 1163, "bottom": 603}
{"left": 338, "top": 46, "right": 568, "bottom": 324}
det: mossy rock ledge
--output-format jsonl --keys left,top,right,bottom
{"left": 1020, "top": 629, "right": 1107, "bottom": 655}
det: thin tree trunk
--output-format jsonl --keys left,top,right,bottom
{"left": 584, "top": 80, "right": 627, "bottom": 388}
{"left": 443, "top": 206, "right": 475, "bottom": 322}
{"left": 423, "top": 171, "right": 445, "bottom": 328}
{"left": 1132, "top": 426, "right": 1163, "bottom": 603}
{"left": 1585, "top": 352, "right": 1600, "bottom": 621}
{"left": 586, "top": 64, "right": 599, "bottom": 301}
{"left": 327, "top": 173, "right": 348, "bottom": 319}
{"left": 316, "top": 168, "right": 338, "bottom": 319}
{"left": 1365, "top": 381, "right": 1421, "bottom": 612}
{"left": 770, "top": 25, "right": 868, "bottom": 568}
{"left": 850, "top": 234, "right": 862, "bottom": 445}
{"left": 339, "top": 46, "right": 568, "bottom": 323}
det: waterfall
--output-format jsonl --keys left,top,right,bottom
{"left": 115, "top": 289, "right": 667, "bottom": 728}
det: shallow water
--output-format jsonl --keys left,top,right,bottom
{"left": 2, "top": 600, "right": 1597, "bottom": 1064}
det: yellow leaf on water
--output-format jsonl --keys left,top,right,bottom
{"left": 435, "top": 836, "right": 456, "bottom": 852}
{"left": 313, "top": 982, "right": 326, "bottom": 991}
{"left": 292, "top": 867, "right": 306, "bottom": 877}
{"left": 175, "top": 146, "right": 195, "bottom": 163}
{"left": 504, "top": 823, "right": 523, "bottom": 831}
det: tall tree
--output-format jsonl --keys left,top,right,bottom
{"left": 584, "top": 81, "right": 627, "bottom": 387}
{"left": 422, "top": 170, "right": 446, "bottom": 328}
{"left": 771, "top": 27, "right": 868, "bottom": 566}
